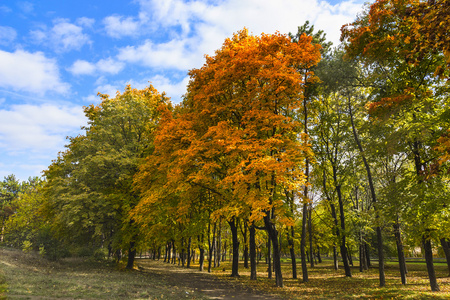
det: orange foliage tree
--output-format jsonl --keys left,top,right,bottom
{"left": 133, "top": 29, "right": 321, "bottom": 287}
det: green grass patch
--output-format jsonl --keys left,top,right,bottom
{"left": 0, "top": 247, "right": 206, "bottom": 299}
{"left": 209, "top": 258, "right": 450, "bottom": 299}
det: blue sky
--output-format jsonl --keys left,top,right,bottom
{"left": 0, "top": 0, "right": 365, "bottom": 181}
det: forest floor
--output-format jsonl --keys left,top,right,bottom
{"left": 1, "top": 246, "right": 450, "bottom": 299}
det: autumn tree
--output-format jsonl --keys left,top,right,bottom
{"left": 134, "top": 29, "right": 321, "bottom": 287}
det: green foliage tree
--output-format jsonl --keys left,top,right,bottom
{"left": 0, "top": 174, "right": 22, "bottom": 242}
{"left": 341, "top": 0, "right": 450, "bottom": 291}
{"left": 43, "top": 85, "right": 168, "bottom": 268}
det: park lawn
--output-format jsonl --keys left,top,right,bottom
{"left": 0, "top": 247, "right": 204, "bottom": 299}
{"left": 206, "top": 258, "right": 450, "bottom": 299}
{"left": 1, "top": 245, "right": 449, "bottom": 300}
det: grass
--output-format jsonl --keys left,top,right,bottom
{"left": 0, "top": 247, "right": 206, "bottom": 299}
{"left": 207, "top": 257, "right": 450, "bottom": 299}
{"left": 1, "top": 245, "right": 449, "bottom": 299}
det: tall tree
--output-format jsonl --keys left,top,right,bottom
{"left": 290, "top": 21, "right": 333, "bottom": 282}
{"left": 342, "top": 0, "right": 449, "bottom": 291}
{"left": 139, "top": 29, "right": 321, "bottom": 287}
{"left": 44, "top": 85, "right": 167, "bottom": 268}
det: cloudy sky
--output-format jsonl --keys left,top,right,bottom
{"left": 0, "top": 0, "right": 365, "bottom": 181}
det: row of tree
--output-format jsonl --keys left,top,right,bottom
{"left": 1, "top": 0, "right": 449, "bottom": 292}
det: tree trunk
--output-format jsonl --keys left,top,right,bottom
{"left": 301, "top": 85, "right": 310, "bottom": 282}
{"left": 181, "top": 238, "right": 186, "bottom": 267}
{"left": 264, "top": 211, "right": 283, "bottom": 287}
{"left": 423, "top": 235, "right": 440, "bottom": 291}
{"left": 243, "top": 221, "right": 249, "bottom": 269}
{"left": 126, "top": 241, "right": 136, "bottom": 270}
{"left": 172, "top": 240, "right": 176, "bottom": 264}
{"left": 308, "top": 205, "right": 314, "bottom": 268}
{"left": 217, "top": 222, "right": 221, "bottom": 268}
{"left": 333, "top": 246, "right": 338, "bottom": 270}
{"left": 336, "top": 183, "right": 352, "bottom": 277}
{"left": 187, "top": 237, "right": 191, "bottom": 268}
{"left": 359, "top": 240, "right": 364, "bottom": 272}
{"left": 412, "top": 140, "right": 439, "bottom": 291}
{"left": 440, "top": 238, "right": 450, "bottom": 276}
{"left": 300, "top": 202, "right": 309, "bottom": 282}
{"left": 228, "top": 218, "right": 240, "bottom": 277}
{"left": 208, "top": 221, "right": 214, "bottom": 273}
{"left": 250, "top": 224, "right": 257, "bottom": 280}
{"left": 199, "top": 234, "right": 205, "bottom": 271}
{"left": 347, "top": 244, "right": 353, "bottom": 266}
{"left": 365, "top": 243, "right": 371, "bottom": 267}
{"left": 166, "top": 241, "right": 171, "bottom": 263}
{"left": 348, "top": 96, "right": 384, "bottom": 286}
{"left": 287, "top": 226, "right": 297, "bottom": 279}
{"left": 393, "top": 221, "right": 407, "bottom": 284}
{"left": 323, "top": 169, "right": 339, "bottom": 271}
{"left": 267, "top": 232, "right": 272, "bottom": 279}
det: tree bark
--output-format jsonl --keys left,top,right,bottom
{"left": 365, "top": 243, "right": 371, "bottom": 267}
{"left": 208, "top": 221, "right": 214, "bottom": 273}
{"left": 243, "top": 221, "right": 249, "bottom": 269}
{"left": 393, "top": 221, "right": 407, "bottom": 284}
{"left": 264, "top": 211, "right": 283, "bottom": 287}
{"left": 308, "top": 205, "right": 314, "bottom": 268}
{"left": 287, "top": 226, "right": 297, "bottom": 279}
{"left": 181, "top": 237, "right": 186, "bottom": 267}
{"left": 172, "top": 240, "right": 176, "bottom": 264}
{"left": 440, "top": 238, "right": 450, "bottom": 276}
{"left": 166, "top": 241, "right": 171, "bottom": 264}
{"left": 198, "top": 234, "right": 205, "bottom": 271}
{"left": 412, "top": 140, "right": 439, "bottom": 291}
{"left": 423, "top": 235, "right": 440, "bottom": 291}
{"left": 216, "top": 222, "right": 221, "bottom": 268}
{"left": 228, "top": 218, "right": 240, "bottom": 277}
{"left": 300, "top": 202, "right": 309, "bottom": 282}
{"left": 250, "top": 224, "right": 257, "bottom": 280}
{"left": 187, "top": 237, "right": 191, "bottom": 268}
{"left": 126, "top": 241, "right": 136, "bottom": 269}
{"left": 267, "top": 232, "right": 272, "bottom": 279}
{"left": 336, "top": 183, "right": 352, "bottom": 277}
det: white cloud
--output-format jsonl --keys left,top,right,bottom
{"left": 117, "top": 39, "right": 202, "bottom": 70}
{"left": 117, "top": 0, "right": 364, "bottom": 72}
{"left": 0, "top": 49, "right": 69, "bottom": 95}
{"left": 68, "top": 58, "right": 125, "bottom": 75}
{"left": 30, "top": 18, "right": 91, "bottom": 52}
{"left": 76, "top": 17, "right": 95, "bottom": 28}
{"left": 0, "top": 104, "right": 86, "bottom": 153}
{"left": 0, "top": 26, "right": 16, "bottom": 45}
{"left": 103, "top": 15, "right": 141, "bottom": 38}
{"left": 69, "top": 60, "right": 96, "bottom": 75}
{"left": 96, "top": 58, "right": 125, "bottom": 74}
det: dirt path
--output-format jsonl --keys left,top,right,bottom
{"left": 137, "top": 259, "right": 284, "bottom": 300}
